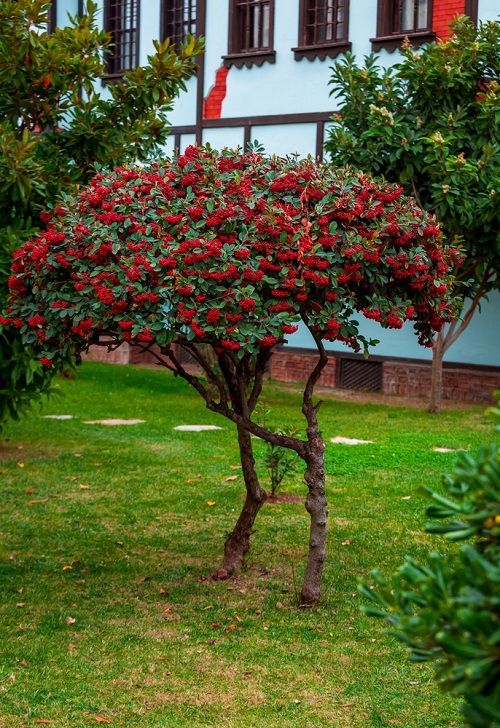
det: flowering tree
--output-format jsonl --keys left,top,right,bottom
{"left": 1, "top": 146, "right": 460, "bottom": 603}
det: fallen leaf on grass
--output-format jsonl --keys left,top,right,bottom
{"left": 65, "top": 617, "right": 76, "bottom": 624}
{"left": 16, "top": 588, "right": 23, "bottom": 594}
{"left": 17, "top": 462, "right": 25, "bottom": 468}
{"left": 207, "top": 501, "right": 216, "bottom": 506}
{"left": 341, "top": 540, "right": 351, "bottom": 546}
{"left": 69, "top": 643, "right": 78, "bottom": 649}
{"left": 27, "top": 498, "right": 48, "bottom": 505}
{"left": 339, "top": 702, "right": 355, "bottom": 707}
{"left": 401, "top": 496, "right": 412, "bottom": 500}
{"left": 20, "top": 659, "right": 28, "bottom": 667}
{"left": 62, "top": 565, "right": 73, "bottom": 571}
{"left": 276, "top": 602, "right": 284, "bottom": 609}
{"left": 211, "top": 622, "right": 220, "bottom": 628}
{"left": 229, "top": 465, "right": 242, "bottom": 470}
{"left": 16, "top": 603, "right": 25, "bottom": 608}
{"left": 79, "top": 484, "right": 90, "bottom": 489}
{"left": 73, "top": 453, "right": 82, "bottom": 457}
{"left": 203, "top": 605, "right": 214, "bottom": 610}
{"left": 25, "top": 488, "right": 35, "bottom": 494}
{"left": 225, "top": 475, "right": 238, "bottom": 481}
{"left": 94, "top": 718, "right": 111, "bottom": 724}
{"left": 35, "top": 721, "right": 52, "bottom": 725}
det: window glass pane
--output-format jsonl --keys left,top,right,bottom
{"left": 401, "top": 0, "right": 415, "bottom": 31}
{"left": 262, "top": 3, "right": 270, "bottom": 47}
{"left": 417, "top": 0, "right": 428, "bottom": 29}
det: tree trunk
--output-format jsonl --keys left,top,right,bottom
{"left": 429, "top": 329, "right": 445, "bottom": 414}
{"left": 300, "top": 433, "right": 328, "bottom": 605}
{"left": 220, "top": 423, "right": 267, "bottom": 574}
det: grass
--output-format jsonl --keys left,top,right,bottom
{"left": 0, "top": 361, "right": 495, "bottom": 727}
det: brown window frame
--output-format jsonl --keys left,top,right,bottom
{"left": 464, "top": 0, "right": 478, "bottom": 25}
{"left": 160, "top": 0, "right": 197, "bottom": 48}
{"left": 293, "top": 0, "right": 351, "bottom": 61}
{"left": 103, "top": 0, "right": 140, "bottom": 82}
{"left": 371, "top": 0, "right": 435, "bottom": 53}
{"left": 223, "top": 0, "right": 276, "bottom": 69}
{"left": 47, "top": 1, "right": 57, "bottom": 33}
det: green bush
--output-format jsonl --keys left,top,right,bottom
{"left": 360, "top": 393, "right": 500, "bottom": 727}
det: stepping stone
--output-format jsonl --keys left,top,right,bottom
{"left": 84, "top": 419, "right": 145, "bottom": 425}
{"left": 330, "top": 436, "right": 374, "bottom": 445}
{"left": 42, "top": 415, "right": 74, "bottom": 420}
{"left": 174, "top": 425, "right": 222, "bottom": 431}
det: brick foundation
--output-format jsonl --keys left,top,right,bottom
{"left": 269, "top": 351, "right": 337, "bottom": 388}
{"left": 383, "top": 361, "right": 500, "bottom": 402}
{"left": 85, "top": 344, "right": 500, "bottom": 404}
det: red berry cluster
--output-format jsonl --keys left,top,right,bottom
{"left": 1, "top": 146, "right": 461, "bottom": 367}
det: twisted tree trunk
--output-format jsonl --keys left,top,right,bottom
{"left": 221, "top": 423, "right": 268, "bottom": 574}
{"left": 300, "top": 431, "right": 328, "bottom": 605}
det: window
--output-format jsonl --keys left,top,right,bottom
{"left": 104, "top": 0, "right": 140, "bottom": 79}
{"left": 371, "top": 0, "right": 435, "bottom": 52}
{"left": 223, "top": 0, "right": 275, "bottom": 69}
{"left": 293, "top": 0, "right": 351, "bottom": 61}
{"left": 161, "top": 0, "right": 197, "bottom": 47}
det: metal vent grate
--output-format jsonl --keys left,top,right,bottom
{"left": 336, "top": 358, "right": 382, "bottom": 392}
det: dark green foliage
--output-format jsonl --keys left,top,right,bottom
{"left": 360, "top": 394, "right": 500, "bottom": 727}
{"left": 0, "top": 0, "right": 202, "bottom": 431}
{"left": 325, "top": 16, "right": 500, "bottom": 409}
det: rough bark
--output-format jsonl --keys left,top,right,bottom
{"left": 221, "top": 423, "right": 268, "bottom": 574}
{"left": 300, "top": 437, "right": 328, "bottom": 605}
{"left": 299, "top": 325, "right": 329, "bottom": 604}
{"left": 429, "top": 329, "right": 445, "bottom": 414}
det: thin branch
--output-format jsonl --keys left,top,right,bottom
{"left": 247, "top": 349, "right": 272, "bottom": 413}
{"left": 443, "top": 268, "right": 494, "bottom": 353}
{"left": 302, "top": 319, "right": 329, "bottom": 416}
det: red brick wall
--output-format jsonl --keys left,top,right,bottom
{"left": 83, "top": 343, "right": 131, "bottom": 364}
{"left": 383, "top": 361, "right": 500, "bottom": 402}
{"left": 433, "top": 0, "right": 465, "bottom": 39}
{"left": 269, "top": 351, "right": 337, "bottom": 388}
{"left": 85, "top": 346, "right": 500, "bottom": 404}
{"left": 203, "top": 66, "right": 229, "bottom": 119}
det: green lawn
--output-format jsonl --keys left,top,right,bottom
{"left": 0, "top": 361, "right": 495, "bottom": 727}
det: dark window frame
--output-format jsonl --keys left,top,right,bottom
{"left": 371, "top": 0, "right": 435, "bottom": 53}
{"left": 160, "top": 0, "right": 197, "bottom": 48}
{"left": 464, "top": 0, "right": 478, "bottom": 25}
{"left": 103, "top": 0, "right": 140, "bottom": 82}
{"left": 47, "top": 0, "right": 57, "bottom": 33}
{"left": 223, "top": 0, "right": 276, "bottom": 69}
{"left": 293, "top": 0, "right": 351, "bottom": 61}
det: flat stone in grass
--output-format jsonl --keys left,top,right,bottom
{"left": 84, "top": 419, "right": 145, "bottom": 425}
{"left": 330, "top": 436, "right": 374, "bottom": 445}
{"left": 432, "top": 446, "right": 466, "bottom": 453}
{"left": 174, "top": 425, "right": 222, "bottom": 431}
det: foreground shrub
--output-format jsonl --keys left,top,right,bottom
{"left": 360, "top": 394, "right": 500, "bottom": 726}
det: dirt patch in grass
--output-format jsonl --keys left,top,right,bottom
{"left": 266, "top": 493, "right": 302, "bottom": 504}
